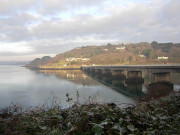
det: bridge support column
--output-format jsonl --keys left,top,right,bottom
{"left": 139, "top": 72, "right": 173, "bottom": 101}
{"left": 151, "top": 72, "right": 170, "bottom": 83}
{"left": 112, "top": 79, "right": 124, "bottom": 86}
{"left": 127, "top": 71, "right": 142, "bottom": 78}
{"left": 126, "top": 84, "right": 143, "bottom": 97}
{"left": 125, "top": 71, "right": 144, "bottom": 84}
{"left": 144, "top": 81, "right": 173, "bottom": 101}
{"left": 111, "top": 70, "right": 126, "bottom": 80}
{"left": 102, "top": 69, "right": 112, "bottom": 83}
{"left": 125, "top": 71, "right": 144, "bottom": 97}
{"left": 110, "top": 70, "right": 126, "bottom": 86}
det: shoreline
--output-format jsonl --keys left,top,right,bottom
{"left": 24, "top": 63, "right": 180, "bottom": 70}
{"left": 24, "top": 66, "right": 81, "bottom": 70}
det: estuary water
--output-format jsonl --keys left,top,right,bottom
{"left": 0, "top": 65, "right": 179, "bottom": 109}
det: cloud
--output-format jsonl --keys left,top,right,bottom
{"left": 39, "top": 0, "right": 104, "bottom": 15}
{"left": 29, "top": 0, "right": 180, "bottom": 41}
{"left": 0, "top": 42, "right": 33, "bottom": 53}
{"left": 0, "top": 0, "right": 38, "bottom": 15}
{"left": 0, "top": 53, "right": 56, "bottom": 61}
{"left": 0, "top": 0, "right": 179, "bottom": 61}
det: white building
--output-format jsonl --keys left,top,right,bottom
{"left": 66, "top": 57, "right": 90, "bottom": 61}
{"left": 66, "top": 58, "right": 75, "bottom": 61}
{"left": 157, "top": 57, "right": 168, "bottom": 60}
{"left": 116, "top": 47, "right": 125, "bottom": 50}
{"left": 82, "top": 58, "right": 90, "bottom": 61}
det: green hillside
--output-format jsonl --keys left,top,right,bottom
{"left": 26, "top": 56, "right": 51, "bottom": 68}
{"left": 26, "top": 42, "right": 180, "bottom": 68}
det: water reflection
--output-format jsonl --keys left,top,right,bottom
{"left": 140, "top": 72, "right": 174, "bottom": 101}
{"left": 83, "top": 69, "right": 180, "bottom": 100}
{"left": 0, "top": 66, "right": 135, "bottom": 108}
{"left": 84, "top": 70, "right": 144, "bottom": 98}
{"left": 0, "top": 65, "right": 179, "bottom": 109}
{"left": 37, "top": 69, "right": 180, "bottom": 101}
{"left": 39, "top": 70, "right": 99, "bottom": 86}
{"left": 38, "top": 70, "right": 146, "bottom": 99}
{"left": 140, "top": 82, "right": 173, "bottom": 101}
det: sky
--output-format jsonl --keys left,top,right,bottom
{"left": 0, "top": 0, "right": 179, "bottom": 61}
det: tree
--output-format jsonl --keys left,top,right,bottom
{"left": 151, "top": 41, "right": 158, "bottom": 46}
{"left": 106, "top": 43, "right": 112, "bottom": 48}
{"left": 142, "top": 49, "right": 152, "bottom": 58}
{"left": 128, "top": 56, "right": 133, "bottom": 61}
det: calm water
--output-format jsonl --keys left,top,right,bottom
{"left": 0, "top": 65, "right": 179, "bottom": 109}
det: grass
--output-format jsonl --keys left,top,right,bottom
{"left": 0, "top": 92, "right": 179, "bottom": 135}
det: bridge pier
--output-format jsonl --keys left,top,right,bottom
{"left": 151, "top": 72, "right": 170, "bottom": 83}
{"left": 126, "top": 84, "right": 143, "bottom": 97}
{"left": 126, "top": 72, "right": 143, "bottom": 96}
{"left": 101, "top": 69, "right": 112, "bottom": 83}
{"left": 144, "top": 81, "right": 173, "bottom": 101}
{"left": 112, "top": 79, "right": 125, "bottom": 86}
{"left": 141, "top": 72, "right": 173, "bottom": 101}
{"left": 127, "top": 71, "right": 142, "bottom": 78}
{"left": 111, "top": 70, "right": 126, "bottom": 80}
{"left": 125, "top": 71, "right": 144, "bottom": 96}
{"left": 125, "top": 71, "right": 144, "bottom": 84}
{"left": 109, "top": 70, "right": 125, "bottom": 85}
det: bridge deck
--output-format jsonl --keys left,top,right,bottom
{"left": 81, "top": 65, "right": 180, "bottom": 73}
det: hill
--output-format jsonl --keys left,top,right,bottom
{"left": 26, "top": 56, "right": 51, "bottom": 68}
{"left": 26, "top": 42, "right": 180, "bottom": 69}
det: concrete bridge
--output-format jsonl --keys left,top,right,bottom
{"left": 81, "top": 65, "right": 180, "bottom": 73}
{"left": 81, "top": 65, "right": 180, "bottom": 83}
{"left": 81, "top": 65, "right": 179, "bottom": 98}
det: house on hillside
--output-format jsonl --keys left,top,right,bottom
{"left": 82, "top": 58, "right": 90, "bottom": 61}
{"left": 66, "top": 58, "right": 75, "bottom": 61}
{"left": 66, "top": 57, "right": 90, "bottom": 61}
{"left": 76, "top": 58, "right": 82, "bottom": 60}
{"left": 116, "top": 47, "right": 125, "bottom": 50}
{"left": 157, "top": 57, "right": 169, "bottom": 60}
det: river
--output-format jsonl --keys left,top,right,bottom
{"left": 0, "top": 65, "right": 179, "bottom": 109}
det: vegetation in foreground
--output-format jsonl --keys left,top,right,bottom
{"left": 0, "top": 92, "right": 180, "bottom": 135}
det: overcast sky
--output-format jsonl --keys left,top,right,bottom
{"left": 0, "top": 0, "right": 179, "bottom": 61}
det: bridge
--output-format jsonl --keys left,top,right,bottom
{"left": 81, "top": 65, "right": 180, "bottom": 73}
{"left": 81, "top": 65, "right": 180, "bottom": 84}
{"left": 81, "top": 65, "right": 180, "bottom": 82}
{"left": 81, "top": 65, "right": 178, "bottom": 98}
